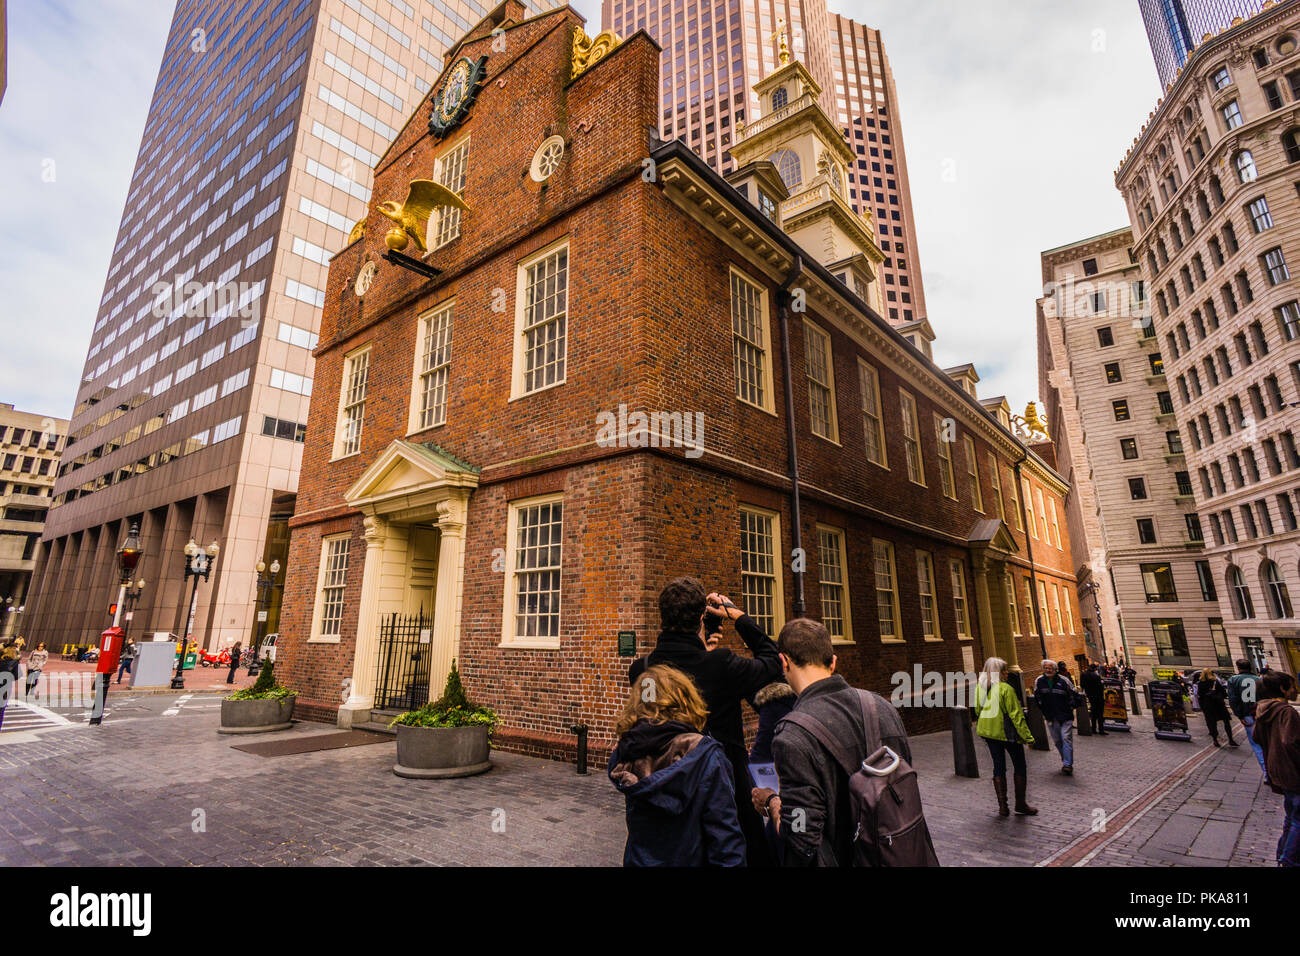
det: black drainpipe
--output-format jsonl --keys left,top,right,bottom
{"left": 1013, "top": 452, "right": 1049, "bottom": 660}
{"left": 778, "top": 255, "right": 806, "bottom": 619}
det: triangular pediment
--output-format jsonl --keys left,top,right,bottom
{"left": 345, "top": 440, "right": 479, "bottom": 508}
{"left": 968, "top": 518, "right": 1019, "bottom": 556}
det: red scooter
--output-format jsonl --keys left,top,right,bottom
{"left": 198, "top": 648, "right": 232, "bottom": 668}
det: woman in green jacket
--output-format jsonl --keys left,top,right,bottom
{"left": 974, "top": 657, "right": 1038, "bottom": 817}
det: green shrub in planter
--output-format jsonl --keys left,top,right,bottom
{"left": 390, "top": 659, "right": 498, "bottom": 731}
{"left": 227, "top": 659, "right": 295, "bottom": 701}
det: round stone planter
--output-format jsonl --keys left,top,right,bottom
{"left": 393, "top": 723, "right": 492, "bottom": 778}
{"left": 217, "top": 695, "right": 296, "bottom": 735}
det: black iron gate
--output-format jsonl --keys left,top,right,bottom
{"left": 374, "top": 610, "right": 432, "bottom": 711}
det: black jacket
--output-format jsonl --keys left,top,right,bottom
{"left": 627, "top": 615, "right": 781, "bottom": 751}
{"left": 1197, "top": 677, "right": 1230, "bottom": 717}
{"left": 1033, "top": 674, "right": 1078, "bottom": 723}
{"left": 1080, "top": 669, "right": 1105, "bottom": 705}
{"left": 771, "top": 675, "right": 912, "bottom": 868}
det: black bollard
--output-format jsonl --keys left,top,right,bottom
{"left": 1128, "top": 684, "right": 1143, "bottom": 716}
{"left": 1024, "top": 697, "right": 1051, "bottom": 751}
{"left": 951, "top": 708, "right": 979, "bottom": 778}
{"left": 1075, "top": 697, "right": 1093, "bottom": 736}
{"left": 570, "top": 723, "right": 588, "bottom": 775}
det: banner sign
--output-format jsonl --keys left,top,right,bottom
{"left": 1149, "top": 679, "right": 1192, "bottom": 741}
{"left": 1101, "top": 677, "right": 1131, "bottom": 733}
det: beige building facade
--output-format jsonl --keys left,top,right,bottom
{"left": 1116, "top": 0, "right": 1300, "bottom": 679}
{"left": 1039, "top": 229, "right": 1222, "bottom": 682}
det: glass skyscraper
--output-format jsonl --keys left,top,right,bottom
{"left": 1139, "top": 0, "right": 1267, "bottom": 88}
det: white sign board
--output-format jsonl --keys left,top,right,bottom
{"left": 419, "top": 629, "right": 432, "bottom": 644}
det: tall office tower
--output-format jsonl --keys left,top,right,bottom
{"left": 602, "top": 0, "right": 927, "bottom": 324}
{"left": 0, "top": 405, "right": 68, "bottom": 640}
{"left": 1139, "top": 0, "right": 1267, "bottom": 89}
{"left": 30, "top": 0, "right": 557, "bottom": 654}
{"left": 1038, "top": 229, "right": 1221, "bottom": 682}
{"left": 1117, "top": 0, "right": 1300, "bottom": 679}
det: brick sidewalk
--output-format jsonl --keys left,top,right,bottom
{"left": 25, "top": 655, "right": 255, "bottom": 692}
{"left": 0, "top": 698, "right": 1280, "bottom": 866}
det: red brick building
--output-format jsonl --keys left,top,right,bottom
{"left": 276, "top": 1, "right": 1085, "bottom": 760}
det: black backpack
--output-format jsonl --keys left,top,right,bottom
{"left": 781, "top": 690, "right": 940, "bottom": 867}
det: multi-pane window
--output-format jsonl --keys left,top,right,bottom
{"left": 507, "top": 498, "right": 563, "bottom": 643}
{"left": 1005, "top": 572, "right": 1020, "bottom": 635}
{"left": 1264, "top": 562, "right": 1294, "bottom": 618}
{"left": 520, "top": 243, "right": 568, "bottom": 394}
{"left": 1137, "top": 517, "right": 1157, "bottom": 544}
{"left": 934, "top": 415, "right": 956, "bottom": 498}
{"left": 336, "top": 347, "right": 370, "bottom": 457}
{"left": 917, "top": 551, "right": 939, "bottom": 639}
{"left": 1152, "top": 619, "right": 1192, "bottom": 666}
{"left": 1141, "top": 562, "right": 1178, "bottom": 602}
{"left": 1264, "top": 247, "right": 1290, "bottom": 285}
{"left": 858, "top": 360, "right": 886, "bottom": 466}
{"left": 1121, "top": 437, "right": 1139, "bottom": 460}
{"left": 817, "top": 526, "right": 850, "bottom": 642}
{"left": 1023, "top": 579, "right": 1037, "bottom": 635}
{"left": 314, "top": 535, "right": 350, "bottom": 640}
{"left": 1223, "top": 100, "right": 1244, "bottom": 130}
{"left": 950, "top": 560, "right": 971, "bottom": 638}
{"left": 432, "top": 138, "right": 469, "bottom": 248}
{"left": 1023, "top": 479, "right": 1037, "bottom": 538}
{"left": 731, "top": 270, "right": 769, "bottom": 409}
{"left": 1049, "top": 584, "right": 1063, "bottom": 634}
{"left": 740, "top": 508, "right": 781, "bottom": 634}
{"left": 1060, "top": 584, "right": 1074, "bottom": 635}
{"left": 1049, "top": 498, "right": 1062, "bottom": 548}
{"left": 803, "top": 323, "right": 837, "bottom": 441}
{"left": 1210, "top": 618, "right": 1232, "bottom": 668}
{"left": 1038, "top": 580, "right": 1053, "bottom": 633}
{"left": 899, "top": 390, "right": 924, "bottom": 484}
{"left": 873, "top": 539, "right": 901, "bottom": 640}
{"left": 1230, "top": 566, "right": 1255, "bottom": 619}
{"left": 1009, "top": 471, "right": 1023, "bottom": 530}
{"left": 1249, "top": 196, "right": 1274, "bottom": 232}
{"left": 989, "top": 454, "right": 1005, "bottom": 521}
{"left": 416, "top": 301, "right": 454, "bottom": 429}
{"left": 963, "top": 436, "right": 983, "bottom": 511}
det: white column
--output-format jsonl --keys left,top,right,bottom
{"left": 338, "top": 513, "right": 387, "bottom": 728}
{"left": 429, "top": 495, "right": 469, "bottom": 698}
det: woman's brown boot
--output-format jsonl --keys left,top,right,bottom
{"left": 993, "top": 776, "right": 1010, "bottom": 816}
{"left": 1013, "top": 774, "right": 1038, "bottom": 815}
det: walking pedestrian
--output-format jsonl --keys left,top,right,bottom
{"left": 1034, "top": 659, "right": 1079, "bottom": 775}
{"left": 1196, "top": 670, "right": 1237, "bottom": 748}
{"left": 1228, "top": 659, "right": 1266, "bottom": 774}
{"left": 974, "top": 657, "right": 1037, "bottom": 816}
{"left": 25, "top": 641, "right": 47, "bottom": 699}
{"left": 226, "top": 641, "right": 242, "bottom": 684}
{"left": 751, "top": 617, "right": 930, "bottom": 866}
{"left": 1253, "top": 672, "right": 1300, "bottom": 867}
{"left": 0, "top": 639, "right": 21, "bottom": 732}
{"left": 1123, "top": 665, "right": 1137, "bottom": 689}
{"left": 1080, "top": 662, "right": 1107, "bottom": 735}
{"left": 608, "top": 664, "right": 745, "bottom": 867}
{"left": 115, "top": 637, "right": 137, "bottom": 684}
{"left": 628, "top": 577, "right": 781, "bottom": 866}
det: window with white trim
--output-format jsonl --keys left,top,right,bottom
{"left": 803, "top": 321, "right": 837, "bottom": 441}
{"left": 1005, "top": 572, "right": 1021, "bottom": 635}
{"left": 899, "top": 389, "right": 924, "bottom": 485}
{"left": 873, "top": 539, "right": 901, "bottom": 641}
{"left": 858, "top": 359, "right": 886, "bottom": 466}
{"left": 917, "top": 551, "right": 939, "bottom": 640}
{"left": 951, "top": 560, "right": 971, "bottom": 638}
{"left": 740, "top": 507, "right": 783, "bottom": 634}
{"left": 432, "top": 137, "right": 468, "bottom": 248}
{"left": 989, "top": 453, "right": 1005, "bottom": 520}
{"left": 731, "top": 269, "right": 772, "bottom": 411}
{"left": 817, "top": 525, "right": 851, "bottom": 642}
{"left": 964, "top": 437, "right": 983, "bottom": 512}
{"left": 1023, "top": 479, "right": 1037, "bottom": 538}
{"left": 503, "top": 496, "right": 563, "bottom": 645}
{"left": 934, "top": 414, "right": 956, "bottom": 498}
{"left": 1023, "top": 579, "right": 1036, "bottom": 635}
{"left": 1049, "top": 497, "right": 1062, "bottom": 549}
{"left": 334, "top": 346, "right": 370, "bottom": 458}
{"left": 1038, "top": 580, "right": 1053, "bottom": 633}
{"left": 514, "top": 241, "right": 568, "bottom": 396}
{"left": 311, "top": 534, "right": 350, "bottom": 641}
{"left": 414, "top": 300, "right": 454, "bottom": 430}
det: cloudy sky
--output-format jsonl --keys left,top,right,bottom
{"left": 0, "top": 0, "right": 1161, "bottom": 421}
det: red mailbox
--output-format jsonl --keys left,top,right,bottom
{"left": 96, "top": 627, "right": 124, "bottom": 678}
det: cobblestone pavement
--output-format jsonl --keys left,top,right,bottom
{"left": 0, "top": 696, "right": 1281, "bottom": 866}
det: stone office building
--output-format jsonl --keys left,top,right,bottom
{"left": 1116, "top": 0, "right": 1300, "bottom": 679}
{"left": 276, "top": 1, "right": 1085, "bottom": 760}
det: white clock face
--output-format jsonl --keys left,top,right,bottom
{"left": 355, "top": 262, "right": 378, "bottom": 297}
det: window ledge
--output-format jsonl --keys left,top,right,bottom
{"left": 879, "top": 636, "right": 907, "bottom": 645}
{"left": 499, "top": 639, "right": 562, "bottom": 650}
{"left": 307, "top": 636, "right": 341, "bottom": 645}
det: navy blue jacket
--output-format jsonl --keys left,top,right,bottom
{"left": 608, "top": 723, "right": 745, "bottom": 867}
{"left": 1033, "top": 674, "right": 1078, "bottom": 723}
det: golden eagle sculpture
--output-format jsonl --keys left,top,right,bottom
{"left": 377, "top": 179, "right": 469, "bottom": 254}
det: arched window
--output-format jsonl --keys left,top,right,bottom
{"left": 1210, "top": 175, "right": 1225, "bottom": 205}
{"left": 1283, "top": 129, "right": 1300, "bottom": 165}
{"left": 1235, "top": 150, "right": 1258, "bottom": 183}
{"left": 1229, "top": 566, "right": 1256, "bottom": 619}
{"left": 1263, "top": 561, "right": 1294, "bottom": 618}
{"left": 770, "top": 148, "right": 802, "bottom": 190}
{"left": 771, "top": 86, "right": 788, "bottom": 111}
{"left": 827, "top": 162, "right": 842, "bottom": 194}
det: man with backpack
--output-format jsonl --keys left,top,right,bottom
{"left": 1228, "top": 659, "right": 1265, "bottom": 773}
{"left": 752, "top": 618, "right": 938, "bottom": 867}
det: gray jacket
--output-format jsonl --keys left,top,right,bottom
{"left": 771, "top": 675, "right": 912, "bottom": 867}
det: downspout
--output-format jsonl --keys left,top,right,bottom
{"left": 1013, "top": 452, "right": 1049, "bottom": 660}
{"left": 778, "top": 254, "right": 806, "bottom": 618}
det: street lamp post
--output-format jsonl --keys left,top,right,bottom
{"left": 246, "top": 559, "right": 281, "bottom": 677}
{"left": 171, "top": 538, "right": 220, "bottom": 690}
{"left": 121, "top": 578, "right": 146, "bottom": 640}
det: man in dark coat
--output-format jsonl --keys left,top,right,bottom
{"left": 1196, "top": 670, "right": 1237, "bottom": 747}
{"left": 1080, "top": 663, "right": 1107, "bottom": 735}
{"left": 628, "top": 577, "right": 781, "bottom": 865}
